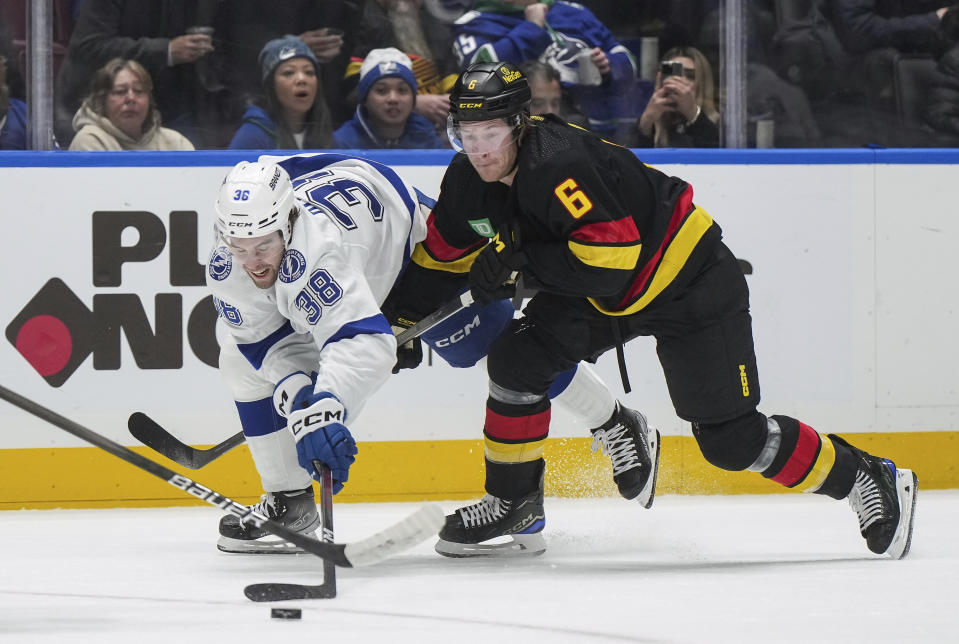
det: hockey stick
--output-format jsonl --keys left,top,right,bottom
{"left": 244, "top": 461, "right": 337, "bottom": 601}
{"left": 395, "top": 290, "right": 475, "bottom": 346}
{"left": 129, "top": 292, "right": 480, "bottom": 470}
{"left": 128, "top": 411, "right": 245, "bottom": 469}
{"left": 0, "top": 384, "right": 443, "bottom": 569}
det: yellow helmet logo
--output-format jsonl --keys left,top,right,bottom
{"left": 501, "top": 69, "right": 522, "bottom": 84}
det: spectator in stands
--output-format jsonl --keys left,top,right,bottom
{"left": 68, "top": 58, "right": 194, "bottom": 151}
{"left": 450, "top": 0, "right": 638, "bottom": 136}
{"left": 228, "top": 35, "right": 334, "bottom": 150}
{"left": 349, "top": 0, "right": 462, "bottom": 130}
{"left": 626, "top": 46, "right": 719, "bottom": 148}
{"left": 923, "top": 5, "right": 959, "bottom": 141}
{"left": 223, "top": 0, "right": 360, "bottom": 126}
{"left": 0, "top": 53, "right": 27, "bottom": 150}
{"left": 333, "top": 47, "right": 444, "bottom": 149}
{"left": 831, "top": 0, "right": 948, "bottom": 54}
{"left": 519, "top": 59, "right": 561, "bottom": 116}
{"left": 54, "top": 0, "right": 228, "bottom": 148}
{"left": 830, "top": 0, "right": 951, "bottom": 112}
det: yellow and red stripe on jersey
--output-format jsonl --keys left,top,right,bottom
{"left": 567, "top": 217, "right": 643, "bottom": 270}
{"left": 589, "top": 186, "right": 714, "bottom": 315}
{"left": 411, "top": 211, "right": 486, "bottom": 273}
{"left": 483, "top": 406, "right": 550, "bottom": 464}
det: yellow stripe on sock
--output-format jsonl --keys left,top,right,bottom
{"left": 485, "top": 437, "right": 546, "bottom": 464}
{"left": 793, "top": 434, "right": 837, "bottom": 493}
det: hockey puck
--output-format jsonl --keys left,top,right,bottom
{"left": 270, "top": 608, "right": 302, "bottom": 620}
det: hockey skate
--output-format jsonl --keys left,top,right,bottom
{"left": 217, "top": 487, "right": 320, "bottom": 554}
{"left": 435, "top": 487, "right": 546, "bottom": 558}
{"left": 833, "top": 435, "right": 918, "bottom": 559}
{"left": 590, "top": 404, "right": 660, "bottom": 507}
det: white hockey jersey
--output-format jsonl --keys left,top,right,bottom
{"left": 207, "top": 153, "right": 430, "bottom": 420}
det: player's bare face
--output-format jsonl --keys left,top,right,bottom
{"left": 105, "top": 68, "right": 149, "bottom": 140}
{"left": 459, "top": 120, "right": 519, "bottom": 184}
{"left": 274, "top": 59, "right": 318, "bottom": 121}
{"left": 226, "top": 233, "right": 285, "bottom": 289}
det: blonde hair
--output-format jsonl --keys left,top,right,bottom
{"left": 654, "top": 46, "right": 718, "bottom": 148}
{"left": 82, "top": 58, "right": 159, "bottom": 134}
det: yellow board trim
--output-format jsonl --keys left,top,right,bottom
{"left": 0, "top": 432, "right": 955, "bottom": 509}
{"left": 793, "top": 434, "right": 838, "bottom": 493}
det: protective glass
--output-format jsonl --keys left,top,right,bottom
{"left": 447, "top": 116, "right": 519, "bottom": 156}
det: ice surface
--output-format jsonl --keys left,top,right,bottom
{"left": 2, "top": 491, "right": 956, "bottom": 643}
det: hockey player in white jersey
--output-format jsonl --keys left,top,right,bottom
{"left": 208, "top": 153, "right": 428, "bottom": 553}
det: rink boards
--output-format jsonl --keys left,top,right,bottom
{"left": 0, "top": 149, "right": 956, "bottom": 508}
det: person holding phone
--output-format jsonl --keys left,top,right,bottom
{"left": 627, "top": 46, "right": 720, "bottom": 148}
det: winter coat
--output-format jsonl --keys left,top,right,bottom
{"left": 0, "top": 98, "right": 28, "bottom": 150}
{"left": 228, "top": 104, "right": 279, "bottom": 150}
{"left": 923, "top": 44, "right": 959, "bottom": 137}
{"left": 832, "top": 0, "right": 943, "bottom": 54}
{"left": 68, "top": 102, "right": 194, "bottom": 151}
{"left": 333, "top": 107, "right": 444, "bottom": 149}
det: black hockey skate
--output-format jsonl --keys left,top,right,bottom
{"left": 590, "top": 404, "right": 660, "bottom": 507}
{"left": 217, "top": 487, "right": 320, "bottom": 554}
{"left": 833, "top": 435, "right": 918, "bottom": 559}
{"left": 435, "top": 487, "right": 546, "bottom": 558}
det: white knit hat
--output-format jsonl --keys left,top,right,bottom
{"left": 357, "top": 47, "right": 418, "bottom": 102}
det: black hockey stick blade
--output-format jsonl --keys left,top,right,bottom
{"left": 128, "top": 411, "right": 245, "bottom": 469}
{"left": 244, "top": 462, "right": 338, "bottom": 602}
{"left": 0, "top": 384, "right": 444, "bottom": 569}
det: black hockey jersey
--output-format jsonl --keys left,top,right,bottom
{"left": 391, "top": 115, "right": 721, "bottom": 320}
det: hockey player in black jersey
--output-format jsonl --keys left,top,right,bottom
{"left": 408, "top": 61, "right": 918, "bottom": 559}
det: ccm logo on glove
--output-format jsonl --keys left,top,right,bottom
{"left": 289, "top": 397, "right": 345, "bottom": 438}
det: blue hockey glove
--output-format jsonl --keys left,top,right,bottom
{"left": 273, "top": 374, "right": 357, "bottom": 493}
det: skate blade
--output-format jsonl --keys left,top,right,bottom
{"left": 635, "top": 429, "right": 661, "bottom": 509}
{"left": 434, "top": 532, "right": 546, "bottom": 558}
{"left": 885, "top": 469, "right": 918, "bottom": 560}
{"left": 217, "top": 530, "right": 318, "bottom": 554}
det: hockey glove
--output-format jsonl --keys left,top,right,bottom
{"left": 391, "top": 319, "right": 423, "bottom": 373}
{"left": 469, "top": 224, "right": 527, "bottom": 305}
{"left": 273, "top": 374, "right": 357, "bottom": 493}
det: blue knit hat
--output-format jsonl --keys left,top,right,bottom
{"left": 259, "top": 35, "right": 318, "bottom": 84}
{"left": 357, "top": 48, "right": 418, "bottom": 103}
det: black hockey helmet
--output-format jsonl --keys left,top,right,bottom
{"left": 448, "top": 61, "right": 532, "bottom": 124}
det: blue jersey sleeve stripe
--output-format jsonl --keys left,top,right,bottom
{"left": 236, "top": 320, "right": 296, "bottom": 369}
{"left": 414, "top": 187, "right": 436, "bottom": 209}
{"left": 322, "top": 313, "right": 393, "bottom": 349}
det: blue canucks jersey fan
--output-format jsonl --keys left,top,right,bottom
{"left": 451, "top": 0, "right": 638, "bottom": 135}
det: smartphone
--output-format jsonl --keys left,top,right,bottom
{"left": 661, "top": 61, "right": 684, "bottom": 78}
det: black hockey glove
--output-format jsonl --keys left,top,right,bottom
{"left": 469, "top": 223, "right": 527, "bottom": 306}
{"left": 391, "top": 318, "right": 423, "bottom": 373}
